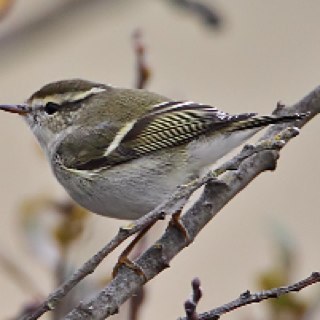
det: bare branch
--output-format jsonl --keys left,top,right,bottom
{"left": 59, "top": 87, "right": 320, "bottom": 320}
{"left": 178, "top": 272, "right": 320, "bottom": 320}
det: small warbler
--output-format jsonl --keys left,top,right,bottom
{"left": 0, "top": 79, "right": 304, "bottom": 219}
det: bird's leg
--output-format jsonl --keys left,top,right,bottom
{"left": 112, "top": 219, "right": 158, "bottom": 281}
{"left": 112, "top": 207, "right": 189, "bottom": 279}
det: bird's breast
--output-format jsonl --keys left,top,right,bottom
{"left": 51, "top": 154, "right": 188, "bottom": 220}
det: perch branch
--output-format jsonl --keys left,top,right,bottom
{"left": 178, "top": 272, "right": 320, "bottom": 320}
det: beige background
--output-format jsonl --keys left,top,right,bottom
{"left": 0, "top": 0, "right": 319, "bottom": 319}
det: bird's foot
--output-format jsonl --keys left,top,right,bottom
{"left": 112, "top": 256, "right": 147, "bottom": 282}
{"left": 169, "top": 209, "right": 191, "bottom": 244}
{"left": 112, "top": 219, "right": 158, "bottom": 281}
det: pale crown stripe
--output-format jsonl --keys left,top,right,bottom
{"left": 31, "top": 87, "right": 106, "bottom": 108}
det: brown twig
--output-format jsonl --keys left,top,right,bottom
{"left": 178, "top": 272, "right": 320, "bottom": 320}
{"left": 132, "top": 29, "right": 151, "bottom": 89}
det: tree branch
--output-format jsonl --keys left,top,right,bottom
{"left": 179, "top": 272, "right": 320, "bottom": 320}
{"left": 59, "top": 87, "right": 320, "bottom": 320}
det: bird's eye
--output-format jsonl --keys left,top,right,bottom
{"left": 44, "top": 102, "right": 59, "bottom": 115}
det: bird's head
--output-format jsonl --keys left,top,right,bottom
{"left": 0, "top": 79, "right": 110, "bottom": 155}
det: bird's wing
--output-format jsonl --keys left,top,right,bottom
{"left": 66, "top": 101, "right": 255, "bottom": 171}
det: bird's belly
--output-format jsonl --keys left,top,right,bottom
{"left": 73, "top": 179, "right": 167, "bottom": 220}
{"left": 52, "top": 130, "right": 259, "bottom": 220}
{"left": 53, "top": 156, "right": 188, "bottom": 220}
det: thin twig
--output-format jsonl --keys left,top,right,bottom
{"left": 184, "top": 277, "right": 202, "bottom": 320}
{"left": 132, "top": 29, "right": 151, "bottom": 89}
{"left": 178, "top": 272, "right": 320, "bottom": 320}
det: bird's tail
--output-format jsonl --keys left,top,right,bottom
{"left": 228, "top": 113, "right": 307, "bottom": 132}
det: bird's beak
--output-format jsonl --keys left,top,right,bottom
{"left": 0, "top": 104, "right": 30, "bottom": 115}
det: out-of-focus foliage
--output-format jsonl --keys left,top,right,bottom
{"left": 0, "top": 0, "right": 14, "bottom": 20}
{"left": 256, "top": 223, "right": 319, "bottom": 320}
{"left": 168, "top": 0, "right": 223, "bottom": 29}
{"left": 17, "top": 196, "right": 107, "bottom": 319}
{"left": 19, "top": 196, "right": 89, "bottom": 267}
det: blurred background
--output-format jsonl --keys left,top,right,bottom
{"left": 0, "top": 0, "right": 319, "bottom": 319}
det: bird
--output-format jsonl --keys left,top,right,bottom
{"left": 0, "top": 79, "right": 305, "bottom": 220}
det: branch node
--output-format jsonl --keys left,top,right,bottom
{"left": 202, "top": 200, "right": 213, "bottom": 209}
{"left": 184, "top": 300, "right": 197, "bottom": 318}
{"left": 46, "top": 301, "right": 56, "bottom": 311}
{"left": 243, "top": 143, "right": 255, "bottom": 152}
{"left": 78, "top": 302, "right": 94, "bottom": 316}
{"left": 274, "top": 101, "right": 286, "bottom": 113}
{"left": 240, "top": 290, "right": 251, "bottom": 299}
{"left": 119, "top": 222, "right": 136, "bottom": 233}
{"left": 152, "top": 242, "right": 171, "bottom": 269}
{"left": 206, "top": 177, "right": 229, "bottom": 189}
